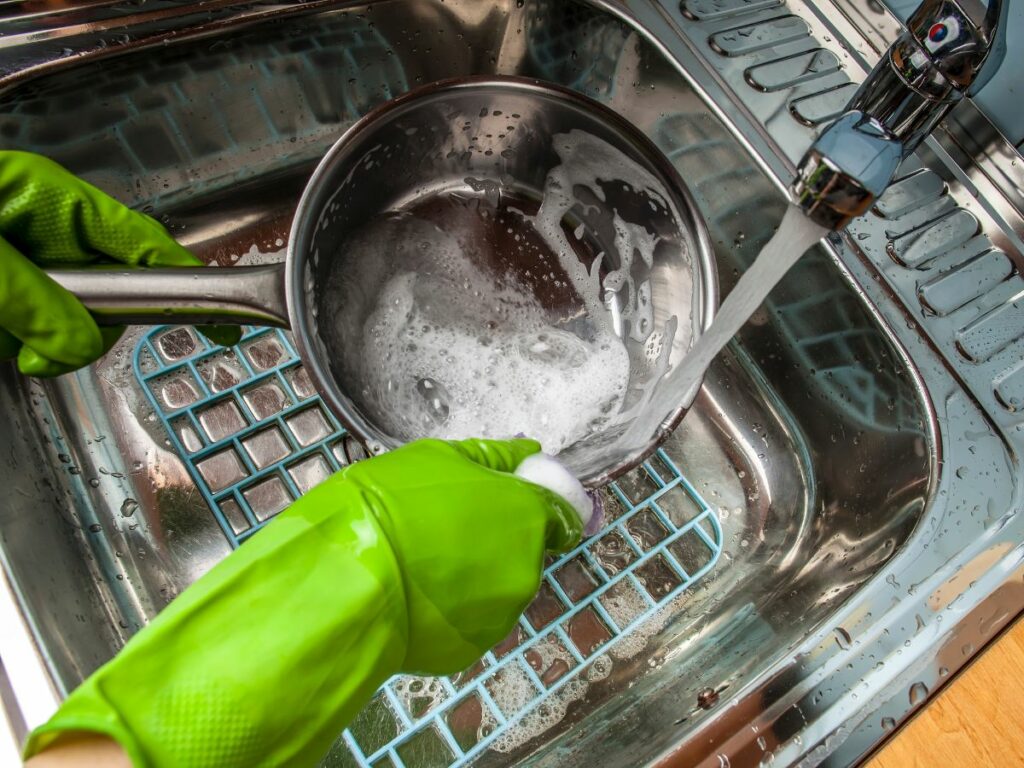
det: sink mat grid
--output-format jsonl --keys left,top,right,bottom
{"left": 133, "top": 325, "right": 723, "bottom": 767}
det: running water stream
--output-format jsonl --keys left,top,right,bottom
{"left": 622, "top": 204, "right": 828, "bottom": 448}
{"left": 676, "top": 204, "right": 827, "bottom": 394}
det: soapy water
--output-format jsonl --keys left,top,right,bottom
{"left": 327, "top": 130, "right": 691, "bottom": 456}
{"left": 527, "top": 130, "right": 677, "bottom": 346}
{"left": 333, "top": 213, "right": 630, "bottom": 454}
{"left": 233, "top": 242, "right": 286, "bottom": 266}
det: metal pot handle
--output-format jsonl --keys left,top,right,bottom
{"left": 45, "top": 264, "right": 290, "bottom": 328}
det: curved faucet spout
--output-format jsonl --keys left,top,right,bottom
{"left": 791, "top": 0, "right": 1004, "bottom": 230}
{"left": 791, "top": 112, "right": 904, "bottom": 231}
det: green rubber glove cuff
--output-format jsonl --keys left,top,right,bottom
{"left": 24, "top": 480, "right": 409, "bottom": 768}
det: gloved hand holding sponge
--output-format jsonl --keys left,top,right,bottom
{"left": 26, "top": 438, "right": 585, "bottom": 767}
{"left": 5, "top": 150, "right": 590, "bottom": 768}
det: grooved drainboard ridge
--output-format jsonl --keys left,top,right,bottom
{"left": 133, "top": 326, "right": 724, "bottom": 767}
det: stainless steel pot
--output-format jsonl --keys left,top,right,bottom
{"left": 49, "top": 76, "right": 717, "bottom": 486}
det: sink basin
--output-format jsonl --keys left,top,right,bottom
{"left": 1, "top": 1, "right": 1021, "bottom": 767}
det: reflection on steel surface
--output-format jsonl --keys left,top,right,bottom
{"left": 0, "top": 1, "right": 1020, "bottom": 767}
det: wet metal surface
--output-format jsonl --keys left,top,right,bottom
{"left": 0, "top": 1, "right": 1020, "bottom": 767}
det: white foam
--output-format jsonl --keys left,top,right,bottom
{"left": 391, "top": 676, "right": 446, "bottom": 718}
{"left": 360, "top": 279, "right": 628, "bottom": 453}
{"left": 234, "top": 243, "right": 286, "bottom": 266}
{"left": 524, "top": 130, "right": 687, "bottom": 349}
{"left": 490, "top": 677, "right": 588, "bottom": 754}
{"left": 329, "top": 206, "right": 631, "bottom": 456}
{"left": 487, "top": 663, "right": 538, "bottom": 719}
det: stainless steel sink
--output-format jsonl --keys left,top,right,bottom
{"left": 1, "top": 1, "right": 1022, "bottom": 767}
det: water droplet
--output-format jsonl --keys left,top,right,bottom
{"left": 834, "top": 627, "right": 852, "bottom": 650}
{"left": 121, "top": 499, "right": 139, "bottom": 518}
{"left": 697, "top": 687, "right": 719, "bottom": 709}
{"left": 881, "top": 717, "right": 896, "bottom": 730}
{"left": 415, "top": 377, "right": 451, "bottom": 427}
{"left": 88, "top": 523, "right": 101, "bottom": 533}
{"left": 909, "top": 681, "right": 929, "bottom": 706}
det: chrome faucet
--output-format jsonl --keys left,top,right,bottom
{"left": 791, "top": 0, "right": 1006, "bottom": 230}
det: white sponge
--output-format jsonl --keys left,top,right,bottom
{"left": 514, "top": 453, "right": 593, "bottom": 528}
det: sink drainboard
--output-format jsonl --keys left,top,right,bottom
{"left": 133, "top": 325, "right": 722, "bottom": 766}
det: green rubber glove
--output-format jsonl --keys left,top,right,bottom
{"left": 24, "top": 438, "right": 583, "bottom": 768}
{"left": 0, "top": 150, "right": 240, "bottom": 377}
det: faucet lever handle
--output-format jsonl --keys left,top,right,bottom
{"left": 905, "top": 0, "right": 1003, "bottom": 90}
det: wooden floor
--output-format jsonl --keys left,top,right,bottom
{"left": 867, "top": 617, "right": 1024, "bottom": 767}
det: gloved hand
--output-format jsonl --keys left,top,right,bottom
{"left": 0, "top": 151, "right": 240, "bottom": 376}
{"left": 24, "top": 438, "right": 583, "bottom": 768}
